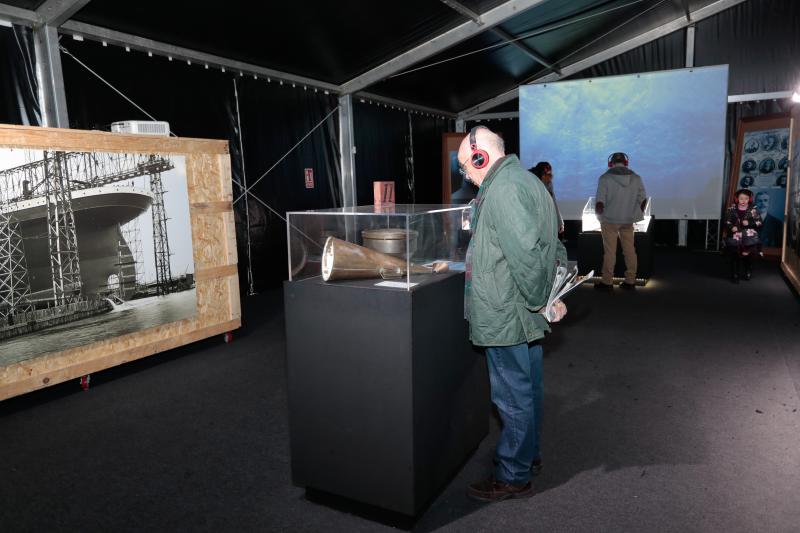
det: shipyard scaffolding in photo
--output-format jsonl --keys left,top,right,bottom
{"left": 42, "top": 151, "right": 83, "bottom": 305}
{"left": 0, "top": 210, "right": 33, "bottom": 321}
{"left": 0, "top": 150, "right": 176, "bottom": 338}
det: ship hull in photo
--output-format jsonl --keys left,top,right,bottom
{"left": 3, "top": 185, "right": 153, "bottom": 299}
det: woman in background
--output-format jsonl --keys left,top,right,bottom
{"left": 529, "top": 161, "right": 564, "bottom": 235}
{"left": 723, "top": 188, "right": 762, "bottom": 283}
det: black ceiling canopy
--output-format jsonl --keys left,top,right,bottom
{"left": 31, "top": 0, "right": 735, "bottom": 113}
{"left": 366, "top": 0, "right": 704, "bottom": 112}
{"left": 72, "top": 0, "right": 468, "bottom": 85}
{"left": 1, "top": 0, "right": 44, "bottom": 10}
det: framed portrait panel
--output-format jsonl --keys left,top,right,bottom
{"left": 728, "top": 114, "right": 791, "bottom": 256}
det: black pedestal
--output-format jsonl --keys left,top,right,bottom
{"left": 577, "top": 223, "right": 655, "bottom": 279}
{"left": 284, "top": 272, "right": 488, "bottom": 516}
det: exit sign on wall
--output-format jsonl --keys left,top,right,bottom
{"left": 304, "top": 168, "right": 314, "bottom": 189}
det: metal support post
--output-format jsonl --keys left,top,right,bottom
{"left": 678, "top": 219, "right": 688, "bottom": 247}
{"left": 33, "top": 24, "right": 69, "bottom": 128}
{"left": 338, "top": 94, "right": 357, "bottom": 208}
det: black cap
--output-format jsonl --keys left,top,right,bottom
{"left": 610, "top": 152, "right": 628, "bottom": 165}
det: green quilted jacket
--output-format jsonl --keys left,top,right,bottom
{"left": 467, "top": 155, "right": 567, "bottom": 347}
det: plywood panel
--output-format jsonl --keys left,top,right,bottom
{"left": 191, "top": 212, "right": 230, "bottom": 269}
{"left": 0, "top": 125, "right": 240, "bottom": 401}
{"left": 0, "top": 124, "right": 227, "bottom": 155}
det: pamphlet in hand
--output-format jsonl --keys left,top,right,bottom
{"left": 541, "top": 263, "right": 593, "bottom": 322}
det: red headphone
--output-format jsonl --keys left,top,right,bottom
{"left": 608, "top": 152, "right": 629, "bottom": 168}
{"left": 470, "top": 126, "right": 489, "bottom": 170}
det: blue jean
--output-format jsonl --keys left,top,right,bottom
{"left": 485, "top": 342, "right": 543, "bottom": 485}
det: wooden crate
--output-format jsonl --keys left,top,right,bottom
{"left": 0, "top": 124, "right": 241, "bottom": 400}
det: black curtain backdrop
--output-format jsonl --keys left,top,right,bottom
{"left": 231, "top": 78, "right": 340, "bottom": 291}
{"left": 61, "top": 39, "right": 341, "bottom": 292}
{"left": 0, "top": 25, "right": 39, "bottom": 126}
{"left": 695, "top": 0, "right": 800, "bottom": 96}
{"left": 572, "top": 30, "right": 686, "bottom": 80}
{"left": 353, "top": 101, "right": 451, "bottom": 204}
{"left": 353, "top": 102, "right": 409, "bottom": 204}
{"left": 410, "top": 112, "right": 452, "bottom": 204}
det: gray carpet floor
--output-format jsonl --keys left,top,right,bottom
{"left": 1, "top": 250, "right": 799, "bottom": 532}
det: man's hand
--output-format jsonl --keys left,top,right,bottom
{"left": 550, "top": 300, "right": 567, "bottom": 323}
{"left": 595, "top": 202, "right": 604, "bottom": 215}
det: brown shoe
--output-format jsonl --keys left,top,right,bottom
{"left": 467, "top": 478, "right": 533, "bottom": 502}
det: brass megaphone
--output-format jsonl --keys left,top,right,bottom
{"left": 321, "top": 236, "right": 447, "bottom": 281}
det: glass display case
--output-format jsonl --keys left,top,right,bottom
{"left": 286, "top": 204, "right": 472, "bottom": 290}
{"left": 581, "top": 196, "right": 653, "bottom": 232}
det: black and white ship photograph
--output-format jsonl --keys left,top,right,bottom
{"left": 0, "top": 149, "right": 196, "bottom": 366}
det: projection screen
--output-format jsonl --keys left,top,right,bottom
{"left": 519, "top": 65, "right": 729, "bottom": 220}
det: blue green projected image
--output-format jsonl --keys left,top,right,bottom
{"left": 520, "top": 65, "right": 729, "bottom": 219}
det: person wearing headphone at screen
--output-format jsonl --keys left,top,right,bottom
{"left": 594, "top": 152, "right": 647, "bottom": 290}
{"left": 458, "top": 126, "right": 567, "bottom": 502}
{"left": 529, "top": 161, "right": 564, "bottom": 235}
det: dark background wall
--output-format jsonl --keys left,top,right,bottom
{"left": 0, "top": 25, "right": 38, "bottom": 126}
{"left": 0, "top": 0, "right": 799, "bottom": 290}
{"left": 353, "top": 100, "right": 451, "bottom": 205}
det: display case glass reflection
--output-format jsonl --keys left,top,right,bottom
{"left": 581, "top": 196, "right": 652, "bottom": 232}
{"left": 286, "top": 205, "right": 472, "bottom": 290}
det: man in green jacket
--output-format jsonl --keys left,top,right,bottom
{"left": 458, "top": 126, "right": 567, "bottom": 502}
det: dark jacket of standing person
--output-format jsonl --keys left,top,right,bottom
{"left": 468, "top": 155, "right": 566, "bottom": 346}
{"left": 595, "top": 166, "right": 647, "bottom": 224}
{"left": 459, "top": 126, "right": 567, "bottom": 502}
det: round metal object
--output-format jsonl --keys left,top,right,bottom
{"left": 361, "top": 228, "right": 418, "bottom": 257}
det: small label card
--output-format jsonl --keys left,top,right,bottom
{"left": 375, "top": 280, "right": 418, "bottom": 289}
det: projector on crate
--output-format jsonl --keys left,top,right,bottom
{"left": 111, "top": 120, "right": 170, "bottom": 136}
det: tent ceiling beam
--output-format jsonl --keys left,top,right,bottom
{"left": 339, "top": 0, "right": 548, "bottom": 95}
{"left": 490, "top": 26, "right": 560, "bottom": 74}
{"left": 356, "top": 92, "right": 456, "bottom": 118}
{"left": 439, "top": 0, "right": 559, "bottom": 72}
{"left": 36, "top": 0, "right": 92, "bottom": 27}
{"left": 0, "top": 3, "right": 39, "bottom": 25}
{"left": 457, "top": 0, "right": 749, "bottom": 119}
{"left": 59, "top": 20, "right": 342, "bottom": 93}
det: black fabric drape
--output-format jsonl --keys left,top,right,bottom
{"left": 354, "top": 102, "right": 453, "bottom": 204}
{"left": 0, "top": 25, "right": 39, "bottom": 126}
{"left": 410, "top": 113, "right": 451, "bottom": 204}
{"left": 231, "top": 77, "right": 340, "bottom": 290}
{"left": 62, "top": 40, "right": 232, "bottom": 138}
{"left": 353, "top": 102, "right": 411, "bottom": 204}
{"left": 695, "top": 0, "right": 800, "bottom": 95}
{"left": 571, "top": 30, "right": 686, "bottom": 80}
